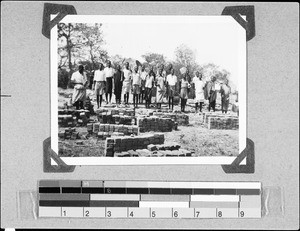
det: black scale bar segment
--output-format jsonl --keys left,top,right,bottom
{"left": 39, "top": 187, "right": 60, "bottom": 193}
{"left": 126, "top": 188, "right": 149, "bottom": 194}
{"left": 149, "top": 188, "right": 171, "bottom": 194}
{"left": 214, "top": 189, "right": 237, "bottom": 195}
{"left": 39, "top": 200, "right": 89, "bottom": 207}
{"left": 62, "top": 187, "right": 82, "bottom": 193}
{"left": 193, "top": 189, "right": 215, "bottom": 195}
{"left": 237, "top": 189, "right": 260, "bottom": 195}
{"left": 171, "top": 188, "right": 193, "bottom": 194}
{"left": 104, "top": 187, "right": 126, "bottom": 194}
{"left": 82, "top": 187, "right": 104, "bottom": 194}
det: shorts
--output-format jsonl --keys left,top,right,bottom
{"left": 132, "top": 84, "right": 140, "bottom": 94}
{"left": 94, "top": 81, "right": 106, "bottom": 95}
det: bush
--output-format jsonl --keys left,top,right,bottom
{"left": 58, "top": 69, "right": 70, "bottom": 89}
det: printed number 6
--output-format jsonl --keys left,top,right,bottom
{"left": 151, "top": 211, "right": 156, "bottom": 217}
{"left": 173, "top": 211, "right": 178, "bottom": 217}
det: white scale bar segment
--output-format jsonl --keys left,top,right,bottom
{"left": 90, "top": 194, "right": 140, "bottom": 201}
{"left": 191, "top": 195, "right": 240, "bottom": 202}
{"left": 140, "top": 201, "right": 189, "bottom": 208}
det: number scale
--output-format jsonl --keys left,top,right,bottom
{"left": 38, "top": 180, "right": 261, "bottom": 218}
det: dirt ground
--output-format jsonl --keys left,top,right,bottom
{"left": 58, "top": 88, "right": 239, "bottom": 157}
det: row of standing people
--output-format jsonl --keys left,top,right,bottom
{"left": 71, "top": 61, "right": 232, "bottom": 113}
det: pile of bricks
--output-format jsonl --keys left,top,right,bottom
{"left": 96, "top": 109, "right": 135, "bottom": 125}
{"left": 207, "top": 117, "right": 239, "bottom": 130}
{"left": 202, "top": 112, "right": 239, "bottom": 130}
{"left": 137, "top": 116, "right": 175, "bottom": 133}
{"left": 147, "top": 142, "right": 181, "bottom": 151}
{"left": 58, "top": 109, "right": 90, "bottom": 127}
{"left": 58, "top": 128, "right": 80, "bottom": 140}
{"left": 87, "top": 123, "right": 139, "bottom": 137}
{"left": 105, "top": 133, "right": 165, "bottom": 156}
{"left": 152, "top": 112, "right": 189, "bottom": 126}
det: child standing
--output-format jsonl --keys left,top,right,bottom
{"left": 93, "top": 63, "right": 106, "bottom": 108}
{"left": 179, "top": 74, "right": 190, "bottom": 112}
{"left": 144, "top": 70, "right": 155, "bottom": 108}
{"left": 122, "top": 62, "right": 132, "bottom": 105}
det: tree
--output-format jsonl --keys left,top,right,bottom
{"left": 142, "top": 53, "right": 166, "bottom": 67}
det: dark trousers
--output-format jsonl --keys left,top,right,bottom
{"left": 74, "top": 101, "right": 84, "bottom": 110}
{"left": 181, "top": 98, "right": 187, "bottom": 112}
{"left": 208, "top": 100, "right": 216, "bottom": 112}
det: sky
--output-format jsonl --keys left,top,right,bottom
{"left": 101, "top": 21, "right": 244, "bottom": 86}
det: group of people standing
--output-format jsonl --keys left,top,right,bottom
{"left": 70, "top": 61, "right": 232, "bottom": 114}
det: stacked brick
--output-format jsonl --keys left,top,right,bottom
{"left": 202, "top": 112, "right": 239, "bottom": 130}
{"left": 87, "top": 123, "right": 139, "bottom": 139}
{"left": 152, "top": 112, "right": 189, "bottom": 126}
{"left": 58, "top": 128, "right": 80, "bottom": 140}
{"left": 96, "top": 109, "right": 135, "bottom": 125}
{"left": 207, "top": 117, "right": 239, "bottom": 130}
{"left": 105, "top": 133, "right": 165, "bottom": 157}
{"left": 137, "top": 116, "right": 175, "bottom": 133}
{"left": 58, "top": 109, "right": 90, "bottom": 127}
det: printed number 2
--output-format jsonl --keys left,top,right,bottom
{"left": 85, "top": 210, "right": 89, "bottom": 217}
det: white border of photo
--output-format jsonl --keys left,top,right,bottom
{"left": 51, "top": 15, "right": 246, "bottom": 165}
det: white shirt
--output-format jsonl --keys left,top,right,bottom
{"left": 71, "top": 71, "right": 87, "bottom": 84}
{"left": 132, "top": 72, "right": 141, "bottom": 85}
{"left": 140, "top": 71, "right": 148, "bottom": 81}
{"left": 94, "top": 70, "right": 106, "bottom": 82}
{"left": 145, "top": 75, "right": 154, "bottom": 88}
{"left": 104, "top": 67, "right": 114, "bottom": 78}
{"left": 194, "top": 79, "right": 205, "bottom": 93}
{"left": 167, "top": 74, "right": 177, "bottom": 86}
{"left": 123, "top": 69, "right": 132, "bottom": 82}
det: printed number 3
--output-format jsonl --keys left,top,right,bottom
{"left": 107, "top": 211, "right": 111, "bottom": 217}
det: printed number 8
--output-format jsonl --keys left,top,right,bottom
{"left": 218, "top": 211, "right": 222, "bottom": 217}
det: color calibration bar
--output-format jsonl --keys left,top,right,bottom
{"left": 38, "top": 181, "right": 261, "bottom": 218}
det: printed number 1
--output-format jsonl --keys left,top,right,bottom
{"left": 63, "top": 210, "right": 66, "bottom": 216}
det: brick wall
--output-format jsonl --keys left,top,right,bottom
{"left": 137, "top": 116, "right": 175, "bottom": 132}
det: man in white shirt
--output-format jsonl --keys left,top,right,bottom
{"left": 139, "top": 65, "right": 148, "bottom": 104}
{"left": 104, "top": 60, "right": 114, "bottom": 104}
{"left": 166, "top": 68, "right": 177, "bottom": 110}
{"left": 144, "top": 67, "right": 155, "bottom": 108}
{"left": 70, "top": 65, "right": 88, "bottom": 110}
{"left": 122, "top": 62, "right": 132, "bottom": 105}
{"left": 92, "top": 63, "right": 106, "bottom": 108}
{"left": 192, "top": 71, "right": 205, "bottom": 113}
{"left": 131, "top": 66, "right": 141, "bottom": 108}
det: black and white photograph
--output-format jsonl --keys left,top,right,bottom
{"left": 51, "top": 15, "right": 246, "bottom": 165}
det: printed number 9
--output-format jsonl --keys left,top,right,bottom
{"left": 240, "top": 211, "right": 244, "bottom": 217}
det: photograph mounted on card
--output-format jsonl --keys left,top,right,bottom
{"left": 50, "top": 15, "right": 246, "bottom": 165}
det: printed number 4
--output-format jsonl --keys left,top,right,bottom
{"left": 130, "top": 211, "right": 134, "bottom": 217}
